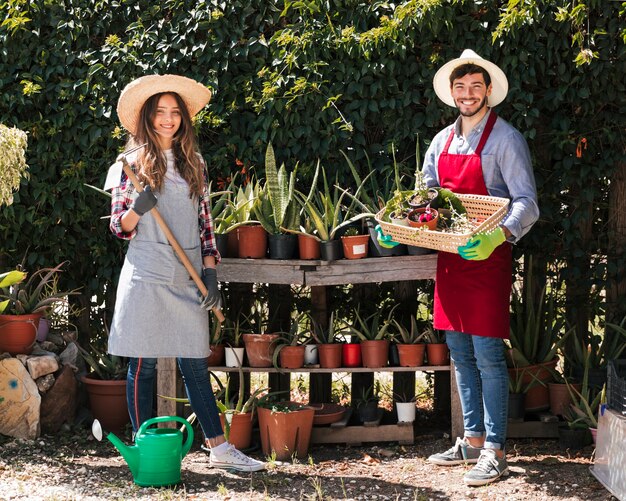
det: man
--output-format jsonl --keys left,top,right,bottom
{"left": 422, "top": 50, "right": 539, "bottom": 486}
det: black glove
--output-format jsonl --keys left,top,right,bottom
{"left": 200, "top": 267, "right": 222, "bottom": 311}
{"left": 130, "top": 185, "right": 157, "bottom": 216}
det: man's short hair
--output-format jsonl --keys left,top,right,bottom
{"left": 449, "top": 64, "right": 491, "bottom": 87}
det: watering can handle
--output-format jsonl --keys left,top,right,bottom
{"left": 137, "top": 416, "right": 195, "bottom": 458}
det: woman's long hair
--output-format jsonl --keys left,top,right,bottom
{"left": 126, "top": 92, "right": 205, "bottom": 197}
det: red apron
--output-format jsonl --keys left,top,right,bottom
{"left": 433, "top": 111, "right": 512, "bottom": 339}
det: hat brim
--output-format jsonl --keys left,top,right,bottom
{"left": 117, "top": 74, "right": 212, "bottom": 135}
{"left": 433, "top": 56, "right": 508, "bottom": 108}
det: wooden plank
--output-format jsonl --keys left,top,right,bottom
{"left": 507, "top": 420, "right": 560, "bottom": 438}
{"left": 305, "top": 255, "right": 438, "bottom": 286}
{"left": 205, "top": 366, "right": 451, "bottom": 373}
{"left": 363, "top": 408, "right": 384, "bottom": 427}
{"left": 217, "top": 258, "right": 306, "bottom": 284}
{"left": 311, "top": 424, "right": 414, "bottom": 445}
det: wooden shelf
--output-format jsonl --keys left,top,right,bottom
{"left": 216, "top": 254, "right": 438, "bottom": 286}
{"left": 208, "top": 365, "right": 451, "bottom": 373}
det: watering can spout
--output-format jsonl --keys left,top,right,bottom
{"left": 107, "top": 432, "right": 140, "bottom": 477}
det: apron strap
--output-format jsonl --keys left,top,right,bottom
{"left": 474, "top": 111, "right": 498, "bottom": 156}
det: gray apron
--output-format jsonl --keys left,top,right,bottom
{"left": 108, "top": 178, "right": 210, "bottom": 358}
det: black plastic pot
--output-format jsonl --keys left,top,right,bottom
{"left": 357, "top": 400, "right": 380, "bottom": 423}
{"left": 572, "top": 367, "right": 607, "bottom": 390}
{"left": 320, "top": 239, "right": 343, "bottom": 261}
{"left": 215, "top": 233, "right": 229, "bottom": 258}
{"left": 558, "top": 426, "right": 592, "bottom": 450}
{"left": 407, "top": 245, "right": 435, "bottom": 256}
{"left": 365, "top": 219, "right": 407, "bottom": 257}
{"left": 388, "top": 343, "right": 400, "bottom": 367}
{"left": 268, "top": 233, "right": 297, "bottom": 259}
{"left": 508, "top": 392, "right": 526, "bottom": 420}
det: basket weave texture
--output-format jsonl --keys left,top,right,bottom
{"left": 375, "top": 193, "right": 510, "bottom": 254}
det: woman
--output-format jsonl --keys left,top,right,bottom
{"left": 108, "top": 74, "right": 264, "bottom": 472}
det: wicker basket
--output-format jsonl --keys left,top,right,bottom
{"left": 375, "top": 193, "right": 510, "bottom": 254}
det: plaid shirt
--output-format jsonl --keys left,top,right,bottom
{"left": 109, "top": 160, "right": 220, "bottom": 262}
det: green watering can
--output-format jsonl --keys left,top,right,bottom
{"left": 92, "top": 416, "right": 194, "bottom": 487}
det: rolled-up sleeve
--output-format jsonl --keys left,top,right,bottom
{"left": 199, "top": 171, "right": 221, "bottom": 262}
{"left": 109, "top": 170, "right": 137, "bottom": 240}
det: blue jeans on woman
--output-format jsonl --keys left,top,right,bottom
{"left": 126, "top": 357, "right": 223, "bottom": 439}
{"left": 446, "top": 330, "right": 509, "bottom": 450}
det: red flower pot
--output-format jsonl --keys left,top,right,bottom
{"left": 342, "top": 343, "right": 362, "bottom": 367}
{"left": 0, "top": 314, "right": 41, "bottom": 355}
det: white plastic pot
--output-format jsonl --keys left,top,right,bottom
{"left": 396, "top": 402, "right": 416, "bottom": 423}
{"left": 225, "top": 347, "right": 245, "bottom": 368}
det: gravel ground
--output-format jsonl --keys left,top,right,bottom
{"left": 0, "top": 427, "right": 617, "bottom": 501}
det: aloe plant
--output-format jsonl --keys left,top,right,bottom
{"left": 253, "top": 143, "right": 299, "bottom": 235}
{"left": 347, "top": 305, "right": 398, "bottom": 341}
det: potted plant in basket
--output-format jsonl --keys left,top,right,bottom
{"left": 253, "top": 143, "right": 300, "bottom": 259}
{"left": 347, "top": 306, "right": 397, "bottom": 368}
{"left": 75, "top": 321, "right": 130, "bottom": 434}
{"left": 0, "top": 262, "right": 79, "bottom": 355}
{"left": 256, "top": 394, "right": 315, "bottom": 461}
{"left": 392, "top": 314, "right": 427, "bottom": 367}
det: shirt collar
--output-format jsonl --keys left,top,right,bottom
{"left": 454, "top": 108, "right": 492, "bottom": 138}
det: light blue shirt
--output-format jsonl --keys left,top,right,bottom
{"left": 422, "top": 109, "right": 539, "bottom": 243}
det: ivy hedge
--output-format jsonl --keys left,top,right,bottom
{"left": 0, "top": 0, "right": 624, "bottom": 345}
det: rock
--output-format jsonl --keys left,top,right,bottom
{"left": 30, "top": 344, "right": 59, "bottom": 358}
{"left": 40, "top": 341, "right": 60, "bottom": 354}
{"left": 40, "top": 365, "right": 77, "bottom": 434}
{"left": 0, "top": 358, "right": 41, "bottom": 439}
{"left": 36, "top": 373, "right": 56, "bottom": 393}
{"left": 59, "top": 343, "right": 79, "bottom": 369}
{"left": 26, "top": 355, "right": 59, "bottom": 380}
{"left": 16, "top": 354, "right": 29, "bottom": 365}
{"left": 0, "top": 352, "right": 11, "bottom": 361}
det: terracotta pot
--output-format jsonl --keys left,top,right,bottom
{"left": 298, "top": 234, "right": 321, "bottom": 260}
{"left": 549, "top": 382, "right": 582, "bottom": 417}
{"left": 360, "top": 339, "right": 389, "bottom": 368}
{"left": 426, "top": 343, "right": 450, "bottom": 366}
{"left": 340, "top": 234, "right": 370, "bottom": 259}
{"left": 237, "top": 224, "right": 267, "bottom": 259}
{"left": 397, "top": 344, "right": 426, "bottom": 367}
{"left": 342, "top": 343, "right": 362, "bottom": 367}
{"left": 407, "top": 208, "right": 439, "bottom": 230}
{"left": 318, "top": 343, "right": 343, "bottom": 369}
{"left": 206, "top": 344, "right": 225, "bottom": 366}
{"left": 243, "top": 333, "right": 279, "bottom": 368}
{"left": 257, "top": 404, "right": 315, "bottom": 460}
{"left": 81, "top": 375, "right": 129, "bottom": 434}
{"left": 219, "top": 412, "right": 254, "bottom": 451}
{"left": 279, "top": 345, "right": 305, "bottom": 369}
{"left": 508, "top": 358, "right": 557, "bottom": 412}
{"left": 0, "top": 314, "right": 41, "bottom": 355}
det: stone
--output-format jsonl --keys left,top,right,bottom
{"left": 40, "top": 365, "right": 77, "bottom": 434}
{"left": 16, "top": 354, "right": 28, "bottom": 365}
{"left": 30, "top": 344, "right": 59, "bottom": 358}
{"left": 40, "top": 340, "right": 60, "bottom": 353}
{"left": 0, "top": 358, "right": 41, "bottom": 439}
{"left": 36, "top": 373, "right": 56, "bottom": 393}
{"left": 26, "top": 355, "right": 59, "bottom": 380}
{"left": 59, "top": 342, "right": 79, "bottom": 369}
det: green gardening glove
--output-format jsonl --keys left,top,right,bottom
{"left": 457, "top": 227, "right": 506, "bottom": 261}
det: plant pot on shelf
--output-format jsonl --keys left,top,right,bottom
{"left": 279, "top": 345, "right": 305, "bottom": 369}
{"left": 341, "top": 234, "right": 370, "bottom": 259}
{"left": 224, "top": 347, "right": 245, "bottom": 368}
{"left": 426, "top": 343, "right": 450, "bottom": 366}
{"left": 215, "top": 233, "right": 229, "bottom": 258}
{"left": 548, "top": 382, "right": 582, "bottom": 417}
{"left": 360, "top": 339, "right": 389, "bottom": 368}
{"left": 388, "top": 343, "right": 400, "bottom": 366}
{"left": 558, "top": 425, "right": 592, "bottom": 450}
{"left": 508, "top": 358, "right": 557, "bottom": 412}
{"left": 397, "top": 344, "right": 426, "bottom": 367}
{"left": 206, "top": 345, "right": 225, "bottom": 366}
{"left": 81, "top": 375, "right": 129, "bottom": 434}
{"left": 342, "top": 343, "right": 362, "bottom": 367}
{"left": 219, "top": 412, "right": 254, "bottom": 451}
{"left": 319, "top": 240, "right": 343, "bottom": 261}
{"left": 407, "top": 245, "right": 435, "bottom": 256}
{"left": 396, "top": 402, "right": 416, "bottom": 423}
{"left": 227, "top": 230, "right": 239, "bottom": 257}
{"left": 243, "top": 333, "right": 279, "bottom": 368}
{"left": 365, "top": 219, "right": 407, "bottom": 257}
{"left": 298, "top": 235, "right": 321, "bottom": 260}
{"left": 357, "top": 399, "right": 379, "bottom": 423}
{"left": 257, "top": 404, "right": 315, "bottom": 461}
{"left": 268, "top": 233, "right": 297, "bottom": 260}
{"left": 304, "top": 344, "right": 319, "bottom": 365}
{"left": 318, "top": 343, "right": 343, "bottom": 369}
{"left": 237, "top": 224, "right": 267, "bottom": 259}
{"left": 508, "top": 392, "right": 526, "bottom": 420}
{"left": 0, "top": 314, "right": 41, "bottom": 355}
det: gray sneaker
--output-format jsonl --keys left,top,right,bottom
{"left": 463, "top": 449, "right": 509, "bottom": 486}
{"left": 428, "top": 437, "right": 482, "bottom": 466}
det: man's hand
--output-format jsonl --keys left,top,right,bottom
{"left": 130, "top": 185, "right": 157, "bottom": 216}
{"left": 458, "top": 227, "right": 506, "bottom": 261}
{"left": 200, "top": 267, "right": 222, "bottom": 311}
{"left": 375, "top": 224, "right": 400, "bottom": 249}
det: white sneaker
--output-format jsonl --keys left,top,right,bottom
{"left": 209, "top": 443, "right": 266, "bottom": 472}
